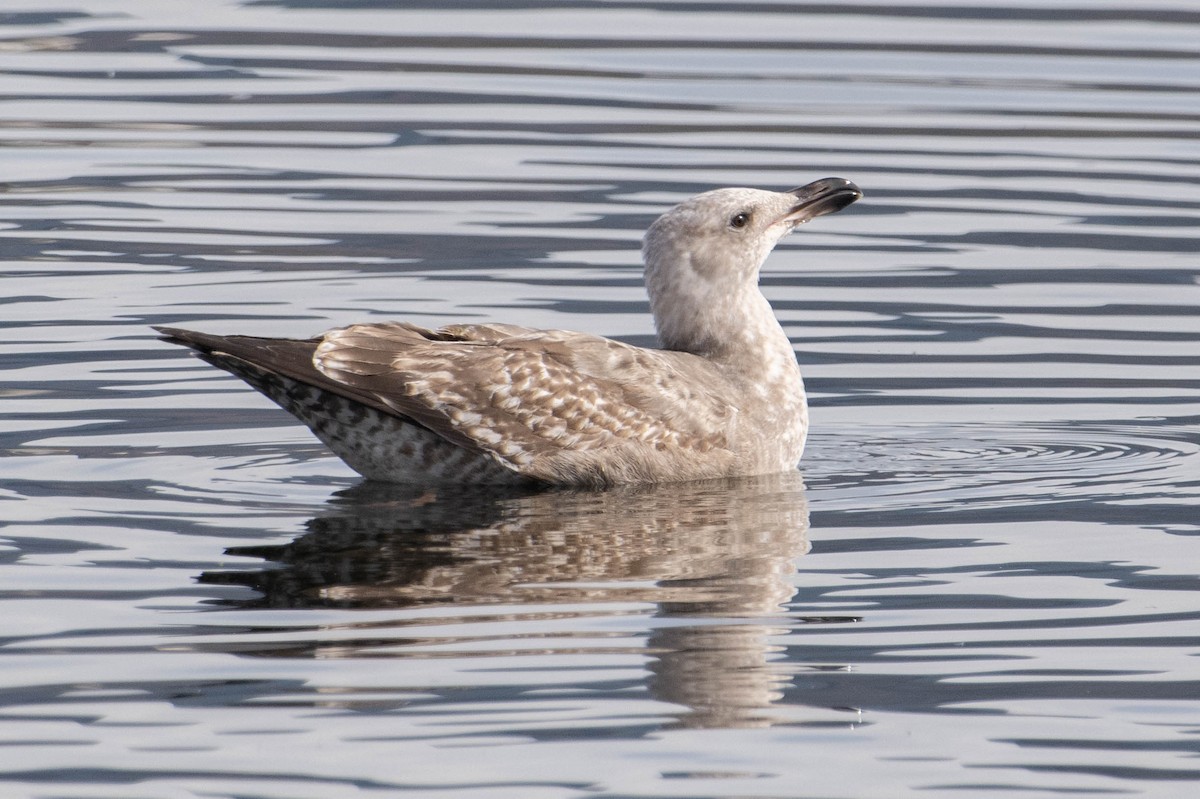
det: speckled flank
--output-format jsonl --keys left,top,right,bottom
{"left": 206, "top": 352, "right": 525, "bottom": 484}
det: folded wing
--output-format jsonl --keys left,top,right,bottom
{"left": 313, "top": 322, "right": 738, "bottom": 483}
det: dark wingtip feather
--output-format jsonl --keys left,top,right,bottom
{"left": 153, "top": 325, "right": 218, "bottom": 353}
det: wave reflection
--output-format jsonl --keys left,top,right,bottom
{"left": 199, "top": 472, "right": 811, "bottom": 728}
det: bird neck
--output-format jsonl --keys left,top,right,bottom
{"left": 652, "top": 280, "right": 798, "bottom": 372}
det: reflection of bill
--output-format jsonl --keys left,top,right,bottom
{"left": 201, "top": 472, "right": 810, "bottom": 727}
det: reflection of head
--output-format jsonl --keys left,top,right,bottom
{"left": 650, "top": 623, "right": 793, "bottom": 729}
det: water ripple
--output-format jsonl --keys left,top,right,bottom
{"left": 807, "top": 420, "right": 1199, "bottom": 515}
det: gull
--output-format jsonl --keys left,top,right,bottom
{"left": 157, "top": 177, "right": 861, "bottom": 487}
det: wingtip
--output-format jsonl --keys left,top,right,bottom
{"left": 153, "top": 325, "right": 216, "bottom": 353}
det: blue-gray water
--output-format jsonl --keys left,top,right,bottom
{"left": 2, "top": 2, "right": 1198, "bottom": 797}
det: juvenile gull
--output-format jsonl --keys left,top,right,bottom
{"left": 157, "top": 177, "right": 861, "bottom": 487}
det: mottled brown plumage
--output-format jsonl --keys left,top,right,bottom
{"left": 157, "top": 177, "right": 861, "bottom": 487}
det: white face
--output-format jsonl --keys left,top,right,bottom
{"left": 642, "top": 188, "right": 802, "bottom": 286}
{"left": 642, "top": 180, "right": 861, "bottom": 291}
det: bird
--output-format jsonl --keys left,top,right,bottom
{"left": 156, "top": 177, "right": 861, "bottom": 488}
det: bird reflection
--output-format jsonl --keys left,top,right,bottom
{"left": 200, "top": 471, "right": 810, "bottom": 728}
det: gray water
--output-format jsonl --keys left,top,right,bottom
{"left": 1, "top": 2, "right": 1198, "bottom": 797}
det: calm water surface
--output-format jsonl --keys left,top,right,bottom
{"left": 1, "top": 2, "right": 1198, "bottom": 797}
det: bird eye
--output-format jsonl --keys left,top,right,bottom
{"left": 730, "top": 211, "right": 751, "bottom": 229}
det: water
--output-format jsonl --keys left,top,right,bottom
{"left": 1, "top": 1, "right": 1198, "bottom": 797}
